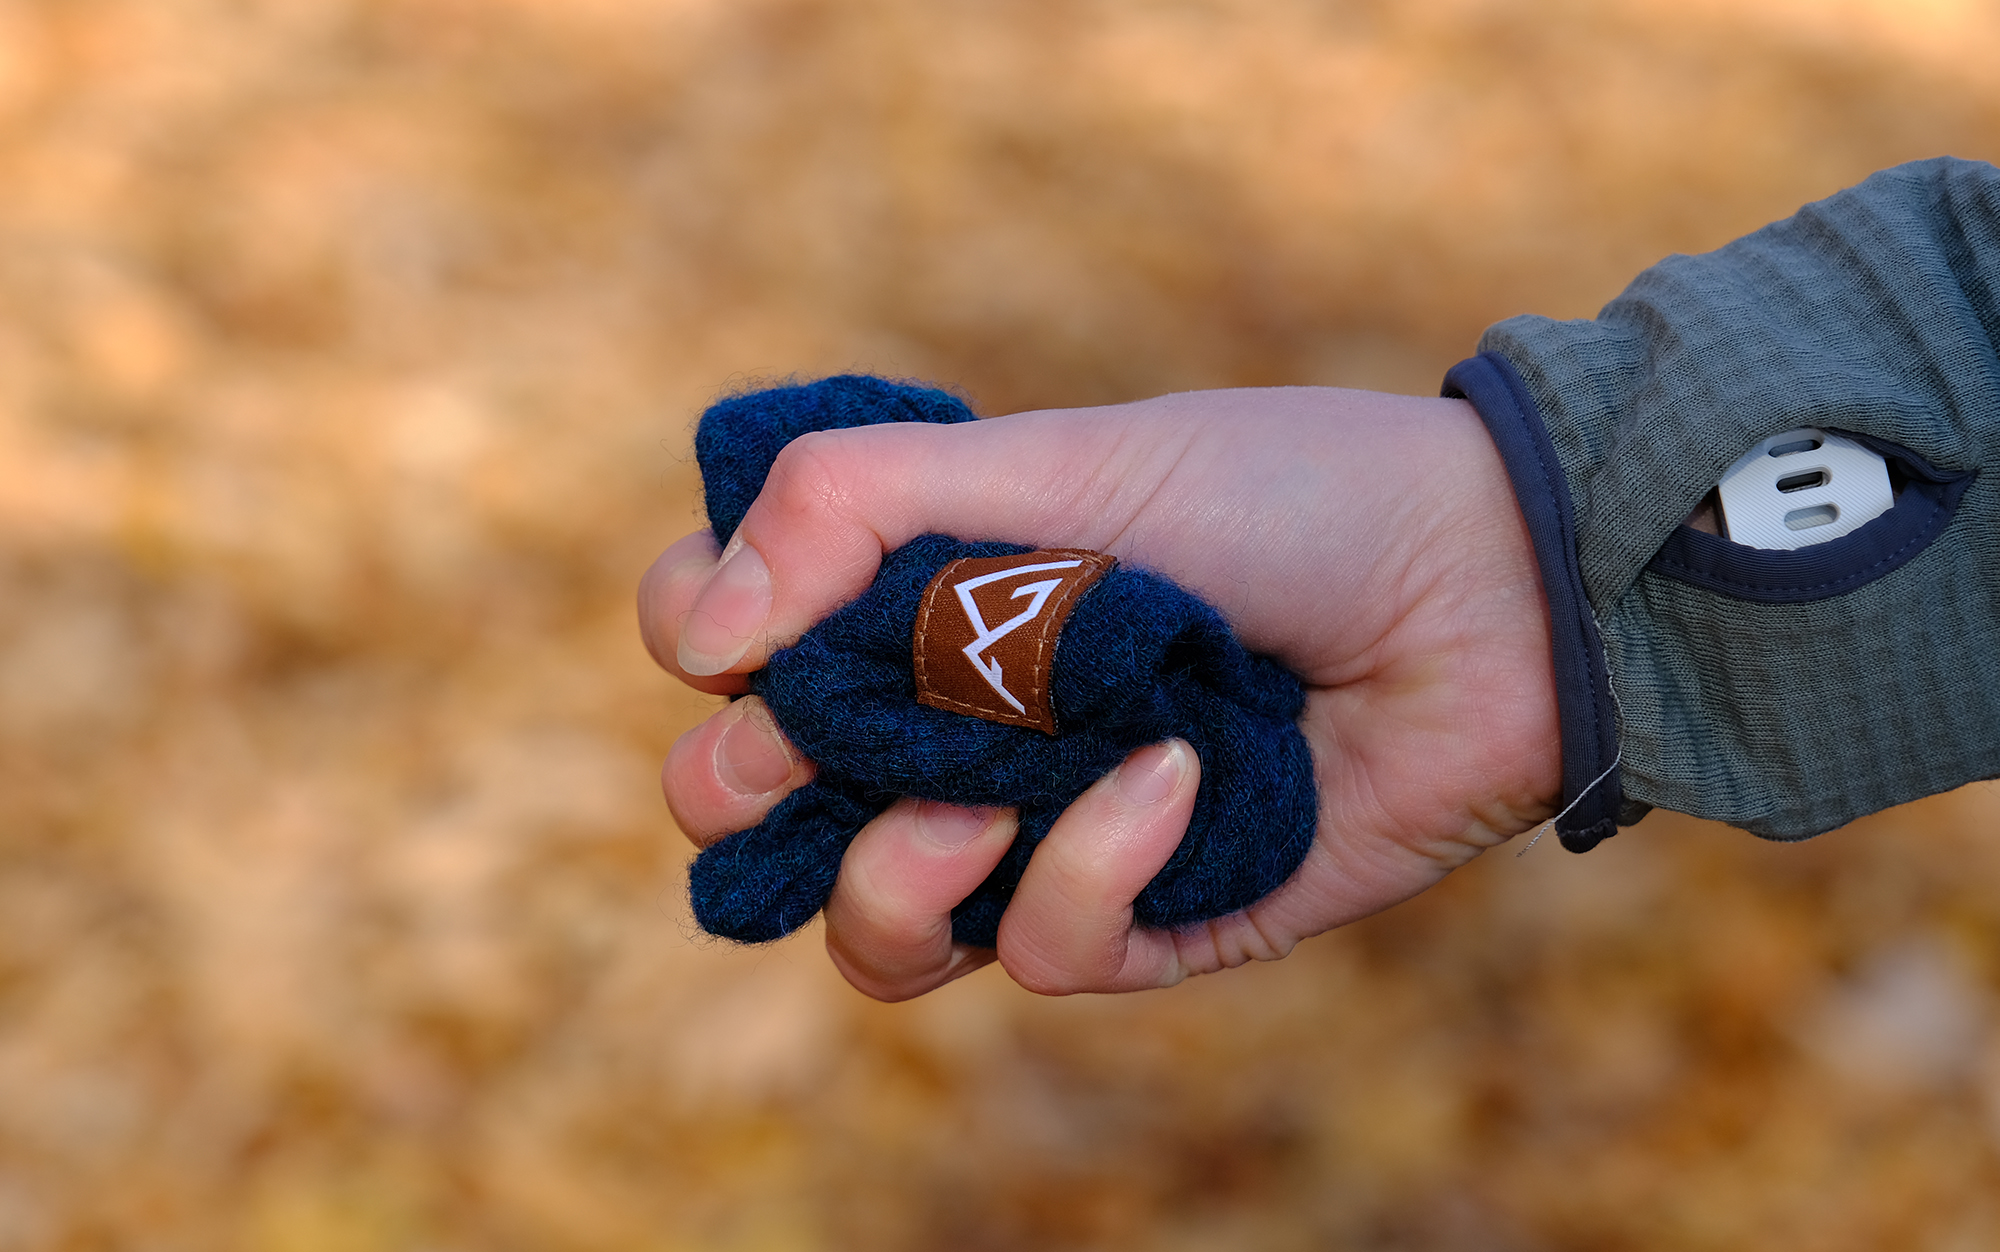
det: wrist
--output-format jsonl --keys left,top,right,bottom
{"left": 1443, "top": 355, "right": 1625, "bottom": 848}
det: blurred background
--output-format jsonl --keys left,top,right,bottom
{"left": 3, "top": 0, "right": 2000, "bottom": 1247}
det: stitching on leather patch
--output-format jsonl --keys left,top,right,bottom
{"left": 913, "top": 549, "right": 1115, "bottom": 735}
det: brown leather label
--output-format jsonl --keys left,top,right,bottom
{"left": 913, "top": 548, "right": 1115, "bottom": 735}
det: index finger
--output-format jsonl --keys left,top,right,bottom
{"left": 637, "top": 528, "right": 751, "bottom": 695}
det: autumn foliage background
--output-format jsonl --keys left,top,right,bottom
{"left": 5, "top": 1, "right": 2000, "bottom": 1248}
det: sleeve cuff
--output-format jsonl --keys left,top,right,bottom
{"left": 1443, "top": 351, "right": 1630, "bottom": 851}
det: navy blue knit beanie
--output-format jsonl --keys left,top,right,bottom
{"left": 687, "top": 375, "right": 1318, "bottom": 947}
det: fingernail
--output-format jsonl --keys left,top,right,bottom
{"left": 1115, "top": 742, "right": 1186, "bottom": 806}
{"left": 714, "top": 702, "right": 794, "bottom": 797}
{"left": 914, "top": 799, "right": 998, "bottom": 850}
{"left": 678, "top": 532, "right": 772, "bottom": 676}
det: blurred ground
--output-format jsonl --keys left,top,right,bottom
{"left": 2, "top": 0, "right": 2000, "bottom": 1248}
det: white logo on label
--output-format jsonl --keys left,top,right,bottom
{"left": 953, "top": 559, "right": 1083, "bottom": 715}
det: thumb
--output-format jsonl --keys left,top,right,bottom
{"left": 673, "top": 408, "right": 1187, "bottom": 678}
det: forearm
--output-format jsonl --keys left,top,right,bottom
{"left": 1455, "top": 156, "right": 2000, "bottom": 840}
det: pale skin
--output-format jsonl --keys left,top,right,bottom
{"left": 638, "top": 386, "right": 1563, "bottom": 1001}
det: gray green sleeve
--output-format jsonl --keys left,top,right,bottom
{"left": 1465, "top": 156, "right": 2000, "bottom": 841}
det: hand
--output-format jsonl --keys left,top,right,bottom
{"left": 639, "top": 386, "right": 1560, "bottom": 1000}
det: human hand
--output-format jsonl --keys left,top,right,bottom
{"left": 640, "top": 386, "right": 1560, "bottom": 999}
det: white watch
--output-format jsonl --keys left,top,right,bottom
{"left": 1716, "top": 427, "right": 1894, "bottom": 551}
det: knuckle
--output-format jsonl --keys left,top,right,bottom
{"left": 637, "top": 533, "right": 729, "bottom": 673}
{"left": 825, "top": 917, "right": 950, "bottom": 1005}
{"left": 659, "top": 757, "right": 715, "bottom": 846}
{"left": 832, "top": 851, "right": 938, "bottom": 948}
{"left": 825, "top": 940, "right": 919, "bottom": 1003}
{"left": 759, "top": 429, "right": 863, "bottom": 527}
{"left": 855, "top": 975, "right": 928, "bottom": 1005}
{"left": 1010, "top": 968, "right": 1078, "bottom": 997}
{"left": 1201, "top": 911, "right": 1295, "bottom": 969}
{"left": 999, "top": 945, "right": 1090, "bottom": 997}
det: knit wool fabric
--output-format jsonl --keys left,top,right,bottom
{"left": 687, "top": 376, "right": 1317, "bottom": 947}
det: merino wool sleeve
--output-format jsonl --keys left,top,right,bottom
{"left": 1452, "top": 156, "right": 2000, "bottom": 842}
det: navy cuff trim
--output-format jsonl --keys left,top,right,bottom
{"left": 1444, "top": 352, "right": 1623, "bottom": 853}
{"left": 1648, "top": 433, "right": 1975, "bottom": 603}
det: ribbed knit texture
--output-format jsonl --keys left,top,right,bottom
{"left": 1480, "top": 157, "right": 2000, "bottom": 837}
{"left": 685, "top": 376, "right": 1317, "bottom": 946}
